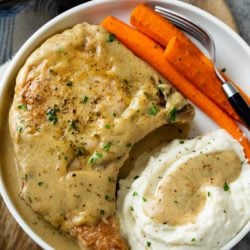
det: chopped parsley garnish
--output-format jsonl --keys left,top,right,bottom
{"left": 132, "top": 191, "right": 138, "bottom": 197}
{"left": 191, "top": 238, "right": 196, "bottom": 242}
{"left": 133, "top": 175, "right": 139, "bottom": 180}
{"left": 169, "top": 107, "right": 177, "bottom": 122}
{"left": 103, "top": 142, "right": 111, "bottom": 152}
{"left": 46, "top": 106, "right": 59, "bottom": 124}
{"left": 56, "top": 47, "right": 65, "bottom": 53}
{"left": 82, "top": 95, "right": 89, "bottom": 103}
{"left": 221, "top": 68, "right": 226, "bottom": 72}
{"left": 66, "top": 80, "right": 73, "bottom": 87}
{"left": 69, "top": 119, "right": 79, "bottom": 130}
{"left": 75, "top": 146, "right": 85, "bottom": 157}
{"left": 89, "top": 152, "right": 103, "bottom": 164}
{"left": 18, "top": 104, "right": 27, "bottom": 111}
{"left": 107, "top": 33, "right": 116, "bottom": 42}
{"left": 100, "top": 209, "right": 105, "bottom": 215}
{"left": 130, "top": 206, "right": 134, "bottom": 211}
{"left": 223, "top": 182, "right": 230, "bottom": 191}
{"left": 142, "top": 197, "right": 147, "bottom": 202}
{"left": 105, "top": 195, "right": 112, "bottom": 201}
{"left": 112, "top": 112, "right": 117, "bottom": 117}
{"left": 157, "top": 85, "right": 163, "bottom": 93}
{"left": 174, "top": 200, "right": 178, "bottom": 204}
{"left": 148, "top": 103, "right": 159, "bottom": 116}
{"left": 105, "top": 124, "right": 111, "bottom": 129}
{"left": 17, "top": 126, "right": 23, "bottom": 133}
{"left": 147, "top": 241, "right": 151, "bottom": 247}
{"left": 126, "top": 143, "right": 132, "bottom": 147}
{"left": 179, "top": 140, "right": 184, "bottom": 144}
{"left": 208, "top": 191, "right": 211, "bottom": 197}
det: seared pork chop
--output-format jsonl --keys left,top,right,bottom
{"left": 9, "top": 23, "right": 194, "bottom": 249}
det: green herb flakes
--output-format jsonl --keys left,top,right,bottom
{"left": 142, "top": 197, "right": 147, "bottom": 202}
{"left": 56, "top": 47, "right": 65, "bottom": 54}
{"left": 208, "top": 191, "right": 211, "bottom": 197}
{"left": 221, "top": 68, "right": 226, "bottom": 73}
{"left": 179, "top": 140, "right": 184, "bottom": 144}
{"left": 130, "top": 206, "right": 134, "bottom": 211}
{"left": 17, "top": 126, "right": 23, "bottom": 133}
{"left": 103, "top": 142, "right": 111, "bottom": 152}
{"left": 132, "top": 191, "right": 138, "bottom": 197}
{"left": 105, "top": 195, "right": 112, "bottom": 201}
{"left": 18, "top": 104, "right": 27, "bottom": 111}
{"left": 75, "top": 146, "right": 85, "bottom": 157}
{"left": 223, "top": 182, "right": 230, "bottom": 191}
{"left": 169, "top": 107, "right": 177, "bottom": 122}
{"left": 191, "top": 238, "right": 196, "bottom": 242}
{"left": 107, "top": 33, "right": 116, "bottom": 42}
{"left": 46, "top": 107, "right": 59, "bottom": 124}
{"left": 89, "top": 152, "right": 103, "bottom": 164}
{"left": 126, "top": 143, "right": 132, "bottom": 147}
{"left": 82, "top": 96, "right": 89, "bottom": 103}
{"left": 69, "top": 119, "right": 79, "bottom": 130}
{"left": 148, "top": 103, "right": 158, "bottom": 116}
{"left": 147, "top": 241, "right": 151, "bottom": 247}
{"left": 100, "top": 209, "right": 105, "bottom": 215}
{"left": 66, "top": 81, "right": 73, "bottom": 87}
{"left": 105, "top": 124, "right": 111, "bottom": 129}
{"left": 38, "top": 182, "right": 43, "bottom": 186}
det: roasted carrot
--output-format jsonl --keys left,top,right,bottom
{"left": 130, "top": 3, "right": 213, "bottom": 69}
{"left": 130, "top": 3, "right": 250, "bottom": 122}
{"left": 101, "top": 16, "right": 250, "bottom": 160}
{"left": 164, "top": 36, "right": 241, "bottom": 122}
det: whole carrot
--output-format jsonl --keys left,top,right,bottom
{"left": 101, "top": 16, "right": 250, "bottom": 160}
{"left": 130, "top": 3, "right": 250, "bottom": 123}
{"left": 164, "top": 36, "right": 241, "bottom": 122}
{"left": 130, "top": 3, "right": 213, "bottom": 69}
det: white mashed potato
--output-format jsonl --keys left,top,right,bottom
{"left": 118, "top": 129, "right": 250, "bottom": 249}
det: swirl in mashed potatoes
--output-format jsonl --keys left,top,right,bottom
{"left": 118, "top": 129, "right": 250, "bottom": 249}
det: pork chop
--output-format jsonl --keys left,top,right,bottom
{"left": 9, "top": 23, "right": 194, "bottom": 249}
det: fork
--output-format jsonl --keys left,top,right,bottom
{"left": 155, "top": 6, "right": 250, "bottom": 128}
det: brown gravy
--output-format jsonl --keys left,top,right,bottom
{"left": 145, "top": 151, "right": 242, "bottom": 225}
{"left": 1, "top": 113, "right": 189, "bottom": 248}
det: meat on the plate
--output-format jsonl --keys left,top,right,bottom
{"left": 9, "top": 23, "right": 194, "bottom": 249}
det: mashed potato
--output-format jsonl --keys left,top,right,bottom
{"left": 118, "top": 129, "right": 250, "bottom": 249}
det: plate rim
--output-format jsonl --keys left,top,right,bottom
{"left": 0, "top": 0, "right": 249, "bottom": 249}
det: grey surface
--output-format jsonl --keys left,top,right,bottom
{"left": 226, "top": 0, "right": 250, "bottom": 44}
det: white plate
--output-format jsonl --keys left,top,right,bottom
{"left": 0, "top": 0, "right": 250, "bottom": 249}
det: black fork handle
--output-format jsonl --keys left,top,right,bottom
{"left": 222, "top": 82, "right": 250, "bottom": 128}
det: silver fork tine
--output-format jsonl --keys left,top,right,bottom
{"left": 156, "top": 8, "right": 211, "bottom": 50}
{"left": 154, "top": 5, "right": 250, "bottom": 128}
{"left": 159, "top": 13, "right": 206, "bottom": 43}
{"left": 156, "top": 9, "right": 204, "bottom": 37}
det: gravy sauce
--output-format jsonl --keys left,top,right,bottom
{"left": 145, "top": 151, "right": 242, "bottom": 225}
{"left": 1, "top": 116, "right": 189, "bottom": 249}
